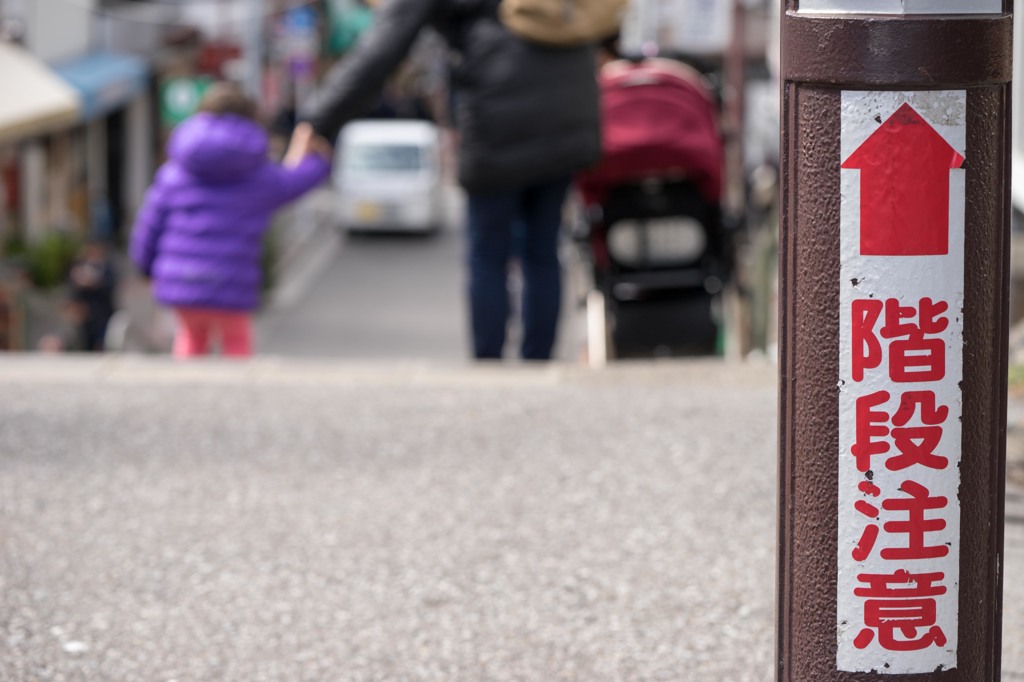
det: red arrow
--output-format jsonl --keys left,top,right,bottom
{"left": 841, "top": 102, "right": 964, "bottom": 256}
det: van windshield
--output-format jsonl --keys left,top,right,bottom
{"left": 343, "top": 144, "right": 424, "bottom": 173}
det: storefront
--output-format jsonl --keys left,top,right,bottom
{"left": 0, "top": 41, "right": 83, "bottom": 348}
{"left": 53, "top": 50, "right": 152, "bottom": 244}
{"left": 0, "top": 41, "right": 81, "bottom": 242}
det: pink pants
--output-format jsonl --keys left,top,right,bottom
{"left": 173, "top": 307, "right": 253, "bottom": 358}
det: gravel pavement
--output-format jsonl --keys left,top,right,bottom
{"left": 0, "top": 357, "right": 1022, "bottom": 681}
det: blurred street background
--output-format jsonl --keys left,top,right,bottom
{"left": 2, "top": 1, "right": 1024, "bottom": 362}
{"left": 3, "top": 1, "right": 1024, "bottom": 680}
{"left": 0, "top": 0, "right": 785, "bottom": 361}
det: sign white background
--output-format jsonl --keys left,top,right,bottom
{"left": 620, "top": 0, "right": 734, "bottom": 56}
{"left": 800, "top": 0, "right": 1001, "bottom": 13}
{"left": 837, "top": 90, "right": 966, "bottom": 674}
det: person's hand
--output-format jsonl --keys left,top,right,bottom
{"left": 308, "top": 134, "right": 334, "bottom": 160}
{"left": 283, "top": 123, "right": 333, "bottom": 166}
{"left": 283, "top": 122, "right": 315, "bottom": 167}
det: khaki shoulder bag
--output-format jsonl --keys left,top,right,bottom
{"left": 498, "top": 0, "right": 627, "bottom": 47}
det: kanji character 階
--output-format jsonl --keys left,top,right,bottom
{"left": 853, "top": 569, "right": 948, "bottom": 651}
{"left": 852, "top": 298, "right": 884, "bottom": 382}
{"left": 881, "top": 298, "right": 949, "bottom": 383}
{"left": 849, "top": 297, "right": 950, "bottom": 383}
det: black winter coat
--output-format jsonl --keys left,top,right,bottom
{"left": 303, "top": 0, "right": 601, "bottom": 193}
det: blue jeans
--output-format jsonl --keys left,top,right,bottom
{"left": 466, "top": 177, "right": 570, "bottom": 360}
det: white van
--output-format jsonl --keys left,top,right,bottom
{"left": 334, "top": 119, "right": 445, "bottom": 233}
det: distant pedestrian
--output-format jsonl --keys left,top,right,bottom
{"left": 300, "top": 0, "right": 604, "bottom": 360}
{"left": 130, "top": 82, "right": 332, "bottom": 359}
{"left": 67, "top": 239, "right": 118, "bottom": 352}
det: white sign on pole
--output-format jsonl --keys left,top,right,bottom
{"left": 837, "top": 90, "right": 966, "bottom": 674}
{"left": 620, "top": 0, "right": 733, "bottom": 56}
{"left": 661, "top": 0, "right": 733, "bottom": 55}
{"left": 799, "top": 0, "right": 1000, "bottom": 13}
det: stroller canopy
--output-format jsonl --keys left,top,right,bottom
{"left": 578, "top": 58, "right": 724, "bottom": 207}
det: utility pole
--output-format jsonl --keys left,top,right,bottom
{"left": 777, "top": 1, "right": 1012, "bottom": 679}
{"left": 722, "top": 0, "right": 746, "bottom": 223}
{"left": 244, "top": 0, "right": 263, "bottom": 100}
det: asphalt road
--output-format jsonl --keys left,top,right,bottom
{"left": 258, "top": 226, "right": 469, "bottom": 361}
{"left": 255, "top": 188, "right": 588, "bottom": 364}
{"left": 0, "top": 359, "right": 776, "bottom": 681}
{"left": 1, "top": 357, "right": 1023, "bottom": 681}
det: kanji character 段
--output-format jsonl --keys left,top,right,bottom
{"left": 889, "top": 391, "right": 950, "bottom": 471}
{"left": 853, "top": 569, "right": 948, "bottom": 652}
{"left": 852, "top": 390, "right": 890, "bottom": 473}
{"left": 851, "top": 390, "right": 950, "bottom": 473}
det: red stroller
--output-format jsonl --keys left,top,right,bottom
{"left": 575, "top": 58, "right": 730, "bottom": 361}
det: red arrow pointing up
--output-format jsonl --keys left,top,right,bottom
{"left": 841, "top": 102, "right": 964, "bottom": 256}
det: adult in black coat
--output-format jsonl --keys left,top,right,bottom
{"left": 303, "top": 0, "right": 601, "bottom": 360}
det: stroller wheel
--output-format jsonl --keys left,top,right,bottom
{"left": 586, "top": 289, "right": 614, "bottom": 368}
{"left": 103, "top": 310, "right": 131, "bottom": 353}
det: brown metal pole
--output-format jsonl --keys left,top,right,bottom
{"left": 777, "top": 1, "right": 1012, "bottom": 680}
{"left": 723, "top": 0, "right": 747, "bottom": 223}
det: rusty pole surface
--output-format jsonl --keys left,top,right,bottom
{"left": 777, "top": 2, "right": 1013, "bottom": 680}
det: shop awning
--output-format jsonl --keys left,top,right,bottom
{"left": 0, "top": 42, "right": 82, "bottom": 144}
{"left": 53, "top": 51, "right": 149, "bottom": 121}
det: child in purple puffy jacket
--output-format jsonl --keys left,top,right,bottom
{"left": 130, "top": 82, "right": 331, "bottom": 358}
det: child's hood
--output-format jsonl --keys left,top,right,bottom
{"left": 169, "top": 112, "right": 269, "bottom": 183}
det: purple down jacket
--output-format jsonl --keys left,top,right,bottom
{"left": 130, "top": 113, "right": 330, "bottom": 311}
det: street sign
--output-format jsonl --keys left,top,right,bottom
{"left": 799, "top": 0, "right": 1001, "bottom": 13}
{"left": 620, "top": 0, "right": 733, "bottom": 56}
{"left": 779, "top": 4, "right": 1011, "bottom": 680}
{"left": 160, "top": 76, "right": 213, "bottom": 129}
{"left": 798, "top": 0, "right": 999, "bottom": 12}
{"left": 277, "top": 5, "right": 320, "bottom": 78}
{"left": 841, "top": 102, "right": 964, "bottom": 256}
{"left": 837, "top": 90, "right": 966, "bottom": 674}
